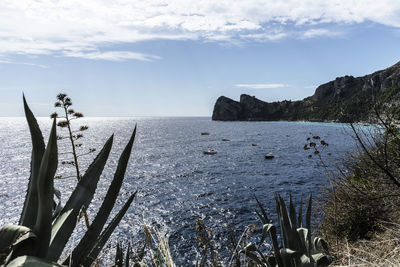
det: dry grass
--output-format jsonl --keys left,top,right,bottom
{"left": 331, "top": 220, "right": 400, "bottom": 267}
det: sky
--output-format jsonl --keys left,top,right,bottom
{"left": 1, "top": 0, "right": 400, "bottom": 117}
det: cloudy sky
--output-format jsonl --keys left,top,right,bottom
{"left": 1, "top": 0, "right": 400, "bottom": 116}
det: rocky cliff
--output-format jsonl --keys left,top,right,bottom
{"left": 212, "top": 61, "right": 400, "bottom": 122}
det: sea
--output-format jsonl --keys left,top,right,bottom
{"left": 0, "top": 117, "right": 359, "bottom": 265}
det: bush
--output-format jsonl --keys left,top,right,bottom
{"left": 319, "top": 118, "right": 400, "bottom": 259}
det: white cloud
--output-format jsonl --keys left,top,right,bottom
{"left": 0, "top": 59, "right": 47, "bottom": 68}
{"left": 235, "top": 83, "right": 287, "bottom": 89}
{"left": 301, "top": 28, "right": 342, "bottom": 39}
{"left": 63, "top": 51, "right": 161, "bottom": 62}
{"left": 0, "top": 0, "right": 399, "bottom": 60}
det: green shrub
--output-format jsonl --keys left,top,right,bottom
{"left": 242, "top": 194, "right": 332, "bottom": 267}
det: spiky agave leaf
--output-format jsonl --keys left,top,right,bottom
{"left": 288, "top": 193, "right": 297, "bottom": 230}
{"left": 264, "top": 224, "right": 283, "bottom": 267}
{"left": 306, "top": 193, "right": 312, "bottom": 255}
{"left": 66, "top": 127, "right": 136, "bottom": 266}
{"left": 0, "top": 225, "right": 37, "bottom": 264}
{"left": 255, "top": 196, "right": 270, "bottom": 224}
{"left": 276, "top": 194, "right": 291, "bottom": 249}
{"left": 83, "top": 191, "right": 137, "bottom": 267}
{"left": 125, "top": 242, "right": 130, "bottom": 267}
{"left": 19, "top": 95, "right": 45, "bottom": 228}
{"left": 297, "top": 228, "right": 308, "bottom": 254}
{"left": 115, "top": 242, "right": 123, "bottom": 267}
{"left": 33, "top": 118, "right": 58, "bottom": 258}
{"left": 47, "top": 135, "right": 114, "bottom": 261}
{"left": 52, "top": 188, "right": 62, "bottom": 220}
{"left": 6, "top": 255, "right": 64, "bottom": 267}
{"left": 297, "top": 197, "right": 303, "bottom": 228}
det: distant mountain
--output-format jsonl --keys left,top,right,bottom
{"left": 212, "top": 61, "right": 400, "bottom": 122}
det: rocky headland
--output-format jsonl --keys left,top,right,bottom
{"left": 212, "top": 61, "right": 400, "bottom": 122}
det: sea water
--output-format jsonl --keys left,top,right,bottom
{"left": 0, "top": 117, "right": 358, "bottom": 265}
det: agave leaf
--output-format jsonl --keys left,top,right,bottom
{"left": 264, "top": 224, "right": 283, "bottom": 267}
{"left": 125, "top": 242, "right": 130, "bottom": 267}
{"left": 47, "top": 135, "right": 114, "bottom": 261}
{"left": 299, "top": 254, "right": 311, "bottom": 265}
{"left": 52, "top": 187, "right": 62, "bottom": 221}
{"left": 115, "top": 242, "right": 123, "bottom": 267}
{"left": 279, "top": 195, "right": 302, "bottom": 252}
{"left": 288, "top": 193, "right": 297, "bottom": 230}
{"left": 33, "top": 118, "right": 58, "bottom": 258}
{"left": 311, "top": 253, "right": 332, "bottom": 266}
{"left": 66, "top": 128, "right": 136, "bottom": 266}
{"left": 49, "top": 209, "right": 73, "bottom": 241}
{"left": 244, "top": 242, "right": 257, "bottom": 252}
{"left": 84, "top": 191, "right": 137, "bottom": 266}
{"left": 297, "top": 228, "right": 308, "bottom": 253}
{"left": 279, "top": 248, "right": 297, "bottom": 266}
{"left": 255, "top": 210, "right": 265, "bottom": 226}
{"left": 280, "top": 248, "right": 300, "bottom": 257}
{"left": 255, "top": 196, "right": 269, "bottom": 224}
{"left": 0, "top": 225, "right": 34, "bottom": 254}
{"left": 314, "top": 237, "right": 330, "bottom": 254}
{"left": 278, "top": 195, "right": 292, "bottom": 248}
{"left": 306, "top": 193, "right": 312, "bottom": 253}
{"left": 19, "top": 96, "right": 45, "bottom": 228}
{"left": 274, "top": 194, "right": 286, "bottom": 247}
{"left": 0, "top": 225, "right": 38, "bottom": 264}
{"left": 267, "top": 256, "right": 276, "bottom": 267}
{"left": 298, "top": 197, "right": 303, "bottom": 228}
{"left": 6, "top": 255, "right": 64, "bottom": 267}
{"left": 259, "top": 224, "right": 268, "bottom": 247}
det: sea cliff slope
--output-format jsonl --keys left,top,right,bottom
{"left": 212, "top": 61, "right": 400, "bottom": 122}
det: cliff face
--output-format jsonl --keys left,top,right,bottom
{"left": 212, "top": 96, "right": 242, "bottom": 121}
{"left": 212, "top": 61, "right": 400, "bottom": 122}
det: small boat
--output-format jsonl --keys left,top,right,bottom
{"left": 222, "top": 138, "right": 230, "bottom": 141}
{"left": 252, "top": 143, "right": 258, "bottom": 146}
{"left": 265, "top": 153, "right": 274, "bottom": 159}
{"left": 201, "top": 132, "right": 210, "bottom": 135}
{"left": 203, "top": 149, "right": 217, "bottom": 155}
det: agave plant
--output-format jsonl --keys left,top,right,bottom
{"left": 0, "top": 96, "right": 137, "bottom": 266}
{"left": 112, "top": 242, "right": 131, "bottom": 267}
{"left": 242, "top": 193, "right": 332, "bottom": 267}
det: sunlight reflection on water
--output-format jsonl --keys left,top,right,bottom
{"left": 0, "top": 117, "right": 357, "bottom": 265}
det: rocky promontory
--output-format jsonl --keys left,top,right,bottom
{"left": 212, "top": 61, "right": 400, "bottom": 122}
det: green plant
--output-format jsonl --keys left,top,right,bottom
{"left": 52, "top": 93, "right": 97, "bottom": 229}
{"left": 51, "top": 93, "right": 96, "bottom": 181}
{"left": 241, "top": 194, "right": 332, "bottom": 267}
{"left": 113, "top": 242, "right": 130, "bottom": 267}
{"left": 0, "top": 96, "right": 137, "bottom": 266}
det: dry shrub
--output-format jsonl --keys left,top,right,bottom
{"left": 331, "top": 219, "right": 400, "bottom": 266}
{"left": 319, "top": 118, "right": 400, "bottom": 266}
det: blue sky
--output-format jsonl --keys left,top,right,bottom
{"left": 0, "top": 1, "right": 400, "bottom": 116}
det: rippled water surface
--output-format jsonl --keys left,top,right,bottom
{"left": 0, "top": 117, "right": 357, "bottom": 265}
